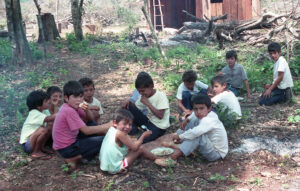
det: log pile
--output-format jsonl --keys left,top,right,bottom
{"left": 168, "top": 10, "right": 300, "bottom": 49}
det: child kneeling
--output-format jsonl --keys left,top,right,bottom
{"left": 167, "top": 93, "right": 228, "bottom": 163}
{"left": 100, "top": 109, "right": 160, "bottom": 174}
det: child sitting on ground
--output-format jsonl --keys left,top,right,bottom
{"left": 157, "top": 93, "right": 228, "bottom": 165}
{"left": 176, "top": 70, "right": 208, "bottom": 116}
{"left": 19, "top": 90, "right": 56, "bottom": 160}
{"left": 210, "top": 75, "right": 242, "bottom": 119}
{"left": 52, "top": 81, "right": 111, "bottom": 170}
{"left": 100, "top": 109, "right": 161, "bottom": 174}
{"left": 259, "top": 42, "right": 294, "bottom": 106}
{"left": 79, "top": 77, "right": 104, "bottom": 125}
{"left": 46, "top": 86, "right": 63, "bottom": 115}
{"left": 123, "top": 72, "right": 170, "bottom": 143}
{"left": 219, "top": 50, "right": 252, "bottom": 98}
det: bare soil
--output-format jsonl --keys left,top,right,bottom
{"left": 0, "top": 43, "right": 299, "bottom": 191}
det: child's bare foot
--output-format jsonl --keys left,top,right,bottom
{"left": 42, "top": 147, "right": 54, "bottom": 155}
{"left": 32, "top": 152, "right": 52, "bottom": 160}
{"left": 65, "top": 155, "right": 82, "bottom": 171}
{"left": 154, "top": 158, "right": 176, "bottom": 167}
{"left": 161, "top": 141, "right": 179, "bottom": 149}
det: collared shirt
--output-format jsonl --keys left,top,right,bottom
{"left": 221, "top": 63, "right": 247, "bottom": 89}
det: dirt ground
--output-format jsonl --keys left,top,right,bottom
{"left": 0, "top": 43, "right": 299, "bottom": 191}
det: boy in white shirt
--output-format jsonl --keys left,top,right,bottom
{"left": 211, "top": 75, "right": 242, "bottom": 118}
{"left": 79, "top": 78, "right": 104, "bottom": 125}
{"left": 176, "top": 70, "right": 208, "bottom": 116}
{"left": 259, "top": 42, "right": 294, "bottom": 106}
{"left": 123, "top": 72, "right": 170, "bottom": 143}
{"left": 157, "top": 93, "right": 228, "bottom": 165}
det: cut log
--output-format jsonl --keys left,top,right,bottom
{"left": 37, "top": 13, "right": 60, "bottom": 42}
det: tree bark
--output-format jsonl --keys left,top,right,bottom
{"left": 37, "top": 13, "right": 60, "bottom": 42}
{"left": 5, "top": 0, "right": 33, "bottom": 65}
{"left": 71, "top": 0, "right": 84, "bottom": 41}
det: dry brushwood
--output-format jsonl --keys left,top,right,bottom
{"left": 170, "top": 10, "right": 300, "bottom": 47}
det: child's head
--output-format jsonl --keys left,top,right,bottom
{"left": 182, "top": 70, "right": 197, "bottom": 90}
{"left": 46, "top": 86, "right": 62, "bottom": 106}
{"left": 63, "top": 81, "right": 84, "bottom": 109}
{"left": 191, "top": 93, "right": 212, "bottom": 119}
{"left": 135, "top": 72, "right": 155, "bottom": 98}
{"left": 113, "top": 109, "right": 134, "bottom": 134}
{"left": 78, "top": 78, "right": 95, "bottom": 102}
{"left": 26, "top": 90, "right": 49, "bottom": 111}
{"left": 211, "top": 76, "right": 227, "bottom": 95}
{"left": 225, "top": 50, "right": 237, "bottom": 68}
{"left": 268, "top": 42, "right": 281, "bottom": 61}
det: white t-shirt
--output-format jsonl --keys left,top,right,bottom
{"left": 89, "top": 97, "right": 104, "bottom": 115}
{"left": 212, "top": 91, "right": 242, "bottom": 117}
{"left": 135, "top": 90, "right": 170, "bottom": 129}
{"left": 19, "top": 109, "right": 47, "bottom": 144}
{"left": 176, "top": 80, "right": 208, "bottom": 100}
{"left": 273, "top": 56, "right": 294, "bottom": 89}
{"left": 179, "top": 111, "right": 228, "bottom": 158}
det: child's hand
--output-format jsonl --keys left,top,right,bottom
{"left": 88, "top": 105, "right": 100, "bottom": 111}
{"left": 247, "top": 93, "right": 253, "bottom": 99}
{"left": 172, "top": 133, "right": 180, "bottom": 143}
{"left": 180, "top": 118, "right": 189, "bottom": 130}
{"left": 140, "top": 96, "right": 150, "bottom": 106}
{"left": 263, "top": 89, "right": 271, "bottom": 98}
{"left": 79, "top": 101, "right": 88, "bottom": 111}
{"left": 142, "top": 130, "right": 152, "bottom": 138}
{"left": 184, "top": 110, "right": 192, "bottom": 117}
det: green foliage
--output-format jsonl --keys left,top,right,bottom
{"left": 250, "top": 177, "right": 263, "bottom": 186}
{"left": 0, "top": 39, "right": 11, "bottom": 66}
{"left": 66, "top": 33, "right": 91, "bottom": 53}
{"left": 103, "top": 181, "right": 114, "bottom": 191}
{"left": 288, "top": 109, "right": 300, "bottom": 123}
{"left": 29, "top": 42, "right": 43, "bottom": 60}
{"left": 163, "top": 73, "right": 182, "bottom": 91}
{"left": 215, "top": 104, "right": 240, "bottom": 129}
{"left": 71, "top": 170, "right": 83, "bottom": 179}
{"left": 209, "top": 173, "right": 226, "bottom": 181}
{"left": 142, "top": 47, "right": 161, "bottom": 61}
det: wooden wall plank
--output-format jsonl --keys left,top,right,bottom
{"left": 222, "top": 0, "right": 231, "bottom": 21}
{"left": 237, "top": 0, "right": 243, "bottom": 20}
{"left": 216, "top": 2, "right": 223, "bottom": 16}
{"left": 231, "top": 0, "right": 238, "bottom": 21}
{"left": 195, "top": 0, "right": 203, "bottom": 19}
{"left": 245, "top": 0, "right": 252, "bottom": 20}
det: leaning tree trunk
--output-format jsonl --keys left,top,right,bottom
{"left": 5, "top": 0, "right": 33, "bottom": 65}
{"left": 37, "top": 13, "right": 60, "bottom": 42}
{"left": 71, "top": 0, "right": 84, "bottom": 41}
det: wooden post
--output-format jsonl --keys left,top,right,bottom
{"left": 141, "top": 6, "right": 166, "bottom": 60}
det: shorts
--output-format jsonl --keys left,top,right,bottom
{"left": 21, "top": 139, "right": 31, "bottom": 154}
{"left": 120, "top": 158, "right": 128, "bottom": 170}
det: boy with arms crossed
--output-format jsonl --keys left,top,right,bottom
{"left": 158, "top": 93, "right": 228, "bottom": 165}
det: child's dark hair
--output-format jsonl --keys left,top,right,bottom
{"left": 182, "top": 70, "right": 197, "bottom": 83}
{"left": 46, "top": 86, "right": 62, "bottom": 97}
{"left": 78, "top": 77, "right": 94, "bottom": 88}
{"left": 63, "top": 81, "right": 84, "bottom": 98}
{"left": 114, "top": 109, "right": 134, "bottom": 124}
{"left": 135, "top": 72, "right": 154, "bottom": 88}
{"left": 268, "top": 42, "right": 281, "bottom": 53}
{"left": 191, "top": 93, "right": 211, "bottom": 108}
{"left": 226, "top": 50, "right": 237, "bottom": 60}
{"left": 26, "top": 90, "right": 49, "bottom": 111}
{"left": 211, "top": 75, "right": 226, "bottom": 86}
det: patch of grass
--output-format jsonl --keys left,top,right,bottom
{"left": 209, "top": 173, "right": 226, "bottom": 181}
{"left": 103, "top": 181, "right": 114, "bottom": 191}
{"left": 163, "top": 73, "right": 182, "bottom": 92}
{"left": 250, "top": 177, "right": 263, "bottom": 186}
{"left": 0, "top": 39, "right": 11, "bottom": 66}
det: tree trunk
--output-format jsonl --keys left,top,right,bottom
{"left": 37, "top": 13, "right": 60, "bottom": 42}
{"left": 5, "top": 0, "right": 33, "bottom": 65}
{"left": 71, "top": 0, "right": 84, "bottom": 41}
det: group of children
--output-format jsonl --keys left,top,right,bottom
{"left": 19, "top": 42, "right": 294, "bottom": 173}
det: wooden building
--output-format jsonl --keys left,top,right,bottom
{"left": 149, "top": 0, "right": 261, "bottom": 29}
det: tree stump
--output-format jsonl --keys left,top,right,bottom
{"left": 37, "top": 13, "right": 60, "bottom": 42}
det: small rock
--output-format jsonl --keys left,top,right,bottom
{"left": 261, "top": 171, "right": 272, "bottom": 177}
{"left": 162, "top": 168, "right": 166, "bottom": 172}
{"left": 26, "top": 158, "right": 32, "bottom": 162}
